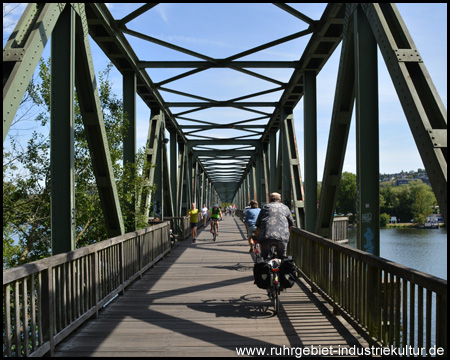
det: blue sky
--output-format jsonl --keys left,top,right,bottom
{"left": 3, "top": 3, "right": 447, "bottom": 177}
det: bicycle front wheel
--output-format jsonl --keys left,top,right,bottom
{"left": 273, "top": 284, "right": 280, "bottom": 315}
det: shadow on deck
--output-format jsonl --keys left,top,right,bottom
{"left": 54, "top": 215, "right": 368, "bottom": 357}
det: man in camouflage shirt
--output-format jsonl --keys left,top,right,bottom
{"left": 255, "top": 192, "right": 294, "bottom": 259}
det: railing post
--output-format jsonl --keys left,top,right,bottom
{"left": 139, "top": 234, "right": 143, "bottom": 279}
{"left": 41, "top": 268, "right": 55, "bottom": 355}
{"left": 367, "top": 265, "right": 381, "bottom": 339}
{"left": 93, "top": 252, "right": 99, "bottom": 317}
{"left": 332, "top": 249, "right": 341, "bottom": 315}
{"left": 436, "top": 293, "right": 447, "bottom": 352}
{"left": 120, "top": 242, "right": 125, "bottom": 295}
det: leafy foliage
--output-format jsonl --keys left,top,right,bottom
{"left": 380, "top": 180, "right": 438, "bottom": 225}
{"left": 336, "top": 172, "right": 357, "bottom": 216}
{"left": 329, "top": 171, "right": 438, "bottom": 227}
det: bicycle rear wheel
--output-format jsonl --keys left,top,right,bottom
{"left": 269, "top": 274, "right": 280, "bottom": 315}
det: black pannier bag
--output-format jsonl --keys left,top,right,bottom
{"left": 253, "top": 259, "right": 271, "bottom": 289}
{"left": 279, "top": 258, "right": 298, "bottom": 289}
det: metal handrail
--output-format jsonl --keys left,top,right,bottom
{"left": 3, "top": 222, "right": 171, "bottom": 357}
{"left": 288, "top": 227, "right": 447, "bottom": 354}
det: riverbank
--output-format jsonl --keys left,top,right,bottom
{"left": 385, "top": 222, "right": 416, "bottom": 228}
{"left": 384, "top": 222, "right": 446, "bottom": 229}
{"left": 348, "top": 222, "right": 446, "bottom": 229}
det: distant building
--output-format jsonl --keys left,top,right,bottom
{"left": 426, "top": 214, "right": 443, "bottom": 223}
{"left": 395, "top": 178, "right": 430, "bottom": 187}
{"left": 395, "top": 179, "right": 414, "bottom": 186}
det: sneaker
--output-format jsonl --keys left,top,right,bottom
{"left": 249, "top": 247, "right": 253, "bottom": 253}
{"left": 210, "top": 229, "right": 213, "bottom": 233}
{"left": 216, "top": 232, "right": 219, "bottom": 235}
{"left": 192, "top": 237, "right": 197, "bottom": 243}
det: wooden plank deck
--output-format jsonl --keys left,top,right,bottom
{"left": 54, "top": 215, "right": 368, "bottom": 357}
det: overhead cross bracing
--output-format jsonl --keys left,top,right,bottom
{"left": 3, "top": 3, "right": 446, "bottom": 255}
{"left": 91, "top": 3, "right": 345, "bottom": 213}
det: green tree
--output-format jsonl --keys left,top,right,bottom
{"left": 380, "top": 213, "right": 390, "bottom": 227}
{"left": 336, "top": 172, "right": 357, "bottom": 216}
{"left": 379, "top": 180, "right": 437, "bottom": 224}
{"left": 3, "top": 59, "right": 148, "bottom": 268}
{"left": 409, "top": 181, "right": 437, "bottom": 225}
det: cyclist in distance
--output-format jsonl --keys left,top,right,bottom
{"left": 255, "top": 192, "right": 294, "bottom": 259}
{"left": 244, "top": 200, "right": 261, "bottom": 253}
{"left": 209, "top": 203, "right": 222, "bottom": 235}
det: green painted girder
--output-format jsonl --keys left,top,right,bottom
{"left": 74, "top": 6, "right": 125, "bottom": 237}
{"left": 85, "top": 4, "right": 187, "bottom": 143}
{"left": 138, "top": 61, "right": 301, "bottom": 68}
{"left": 4, "top": 4, "right": 125, "bottom": 240}
{"left": 188, "top": 139, "right": 260, "bottom": 148}
{"left": 261, "top": 3, "right": 346, "bottom": 143}
{"left": 3, "top": 4, "right": 69, "bottom": 142}
{"left": 315, "top": 6, "right": 356, "bottom": 239}
{"left": 123, "top": 23, "right": 313, "bottom": 86}
{"left": 166, "top": 102, "right": 278, "bottom": 108}
{"left": 50, "top": 5, "right": 76, "bottom": 255}
{"left": 362, "top": 3, "right": 447, "bottom": 223}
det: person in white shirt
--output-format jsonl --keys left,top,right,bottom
{"left": 201, "top": 204, "right": 208, "bottom": 227}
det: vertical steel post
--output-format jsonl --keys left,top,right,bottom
{"left": 355, "top": 6, "right": 380, "bottom": 256}
{"left": 249, "top": 162, "right": 256, "bottom": 201}
{"left": 123, "top": 71, "right": 136, "bottom": 231}
{"left": 51, "top": 6, "right": 75, "bottom": 254}
{"left": 280, "top": 111, "right": 290, "bottom": 204}
{"left": 315, "top": 8, "right": 355, "bottom": 239}
{"left": 256, "top": 147, "right": 268, "bottom": 206}
{"left": 178, "top": 143, "right": 187, "bottom": 216}
{"left": 140, "top": 109, "right": 162, "bottom": 220}
{"left": 304, "top": 71, "right": 318, "bottom": 232}
{"left": 269, "top": 131, "right": 277, "bottom": 193}
{"left": 281, "top": 110, "right": 306, "bottom": 229}
{"left": 261, "top": 143, "right": 270, "bottom": 205}
{"left": 185, "top": 146, "right": 193, "bottom": 213}
{"left": 170, "top": 132, "right": 178, "bottom": 216}
{"left": 153, "top": 117, "right": 164, "bottom": 220}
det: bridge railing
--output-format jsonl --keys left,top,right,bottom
{"left": 2, "top": 222, "right": 171, "bottom": 357}
{"left": 288, "top": 227, "right": 447, "bottom": 353}
{"left": 154, "top": 216, "right": 190, "bottom": 240}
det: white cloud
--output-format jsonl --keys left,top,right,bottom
{"left": 154, "top": 3, "right": 172, "bottom": 23}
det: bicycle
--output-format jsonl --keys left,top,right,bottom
{"left": 211, "top": 219, "right": 219, "bottom": 241}
{"left": 266, "top": 244, "right": 282, "bottom": 315}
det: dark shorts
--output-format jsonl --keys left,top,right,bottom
{"left": 260, "top": 239, "right": 287, "bottom": 259}
{"left": 190, "top": 222, "right": 198, "bottom": 229}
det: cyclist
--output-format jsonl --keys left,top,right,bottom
{"left": 255, "top": 192, "right": 294, "bottom": 259}
{"left": 244, "top": 200, "right": 261, "bottom": 253}
{"left": 209, "top": 203, "right": 222, "bottom": 235}
{"left": 187, "top": 202, "right": 199, "bottom": 243}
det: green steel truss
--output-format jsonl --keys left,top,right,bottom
{"left": 3, "top": 4, "right": 446, "bottom": 254}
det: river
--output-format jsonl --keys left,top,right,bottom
{"left": 347, "top": 227, "right": 447, "bottom": 280}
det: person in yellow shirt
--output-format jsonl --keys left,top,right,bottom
{"left": 187, "top": 203, "right": 199, "bottom": 243}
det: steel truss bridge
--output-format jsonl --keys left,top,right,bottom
{"left": 2, "top": 3, "right": 448, "bottom": 357}
{"left": 3, "top": 3, "right": 447, "bottom": 256}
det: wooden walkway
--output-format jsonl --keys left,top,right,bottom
{"left": 54, "top": 215, "right": 368, "bottom": 357}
